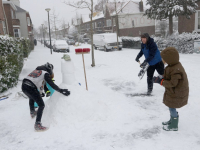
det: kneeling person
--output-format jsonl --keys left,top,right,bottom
{"left": 22, "top": 62, "right": 70, "bottom": 131}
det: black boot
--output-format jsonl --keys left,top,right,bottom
{"left": 34, "top": 122, "right": 48, "bottom": 132}
{"left": 147, "top": 77, "right": 153, "bottom": 95}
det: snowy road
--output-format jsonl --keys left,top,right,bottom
{"left": 0, "top": 43, "right": 200, "bottom": 150}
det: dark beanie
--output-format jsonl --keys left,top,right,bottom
{"left": 141, "top": 33, "right": 150, "bottom": 39}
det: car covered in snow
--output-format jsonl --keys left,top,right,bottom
{"left": 53, "top": 40, "right": 70, "bottom": 53}
{"left": 67, "top": 39, "right": 75, "bottom": 45}
{"left": 93, "top": 33, "right": 123, "bottom": 52}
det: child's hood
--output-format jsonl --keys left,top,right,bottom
{"left": 161, "top": 47, "right": 179, "bottom": 66}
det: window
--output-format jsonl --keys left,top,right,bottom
{"left": 14, "top": 29, "right": 20, "bottom": 38}
{"left": 95, "top": 22, "right": 97, "bottom": 28}
{"left": 27, "top": 17, "right": 31, "bottom": 26}
{"left": 11, "top": 9, "right": 15, "bottom": 19}
{"left": 106, "top": 19, "right": 112, "bottom": 27}
{"left": 113, "top": 18, "right": 116, "bottom": 26}
{"left": 92, "top": 23, "right": 95, "bottom": 29}
{"left": 87, "top": 24, "right": 90, "bottom": 29}
{"left": 97, "top": 21, "right": 101, "bottom": 28}
{"left": 2, "top": 21, "right": 7, "bottom": 34}
{"left": 132, "top": 20, "right": 135, "bottom": 27}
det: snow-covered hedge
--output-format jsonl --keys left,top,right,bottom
{"left": 121, "top": 36, "right": 141, "bottom": 49}
{"left": 154, "top": 32, "right": 200, "bottom": 53}
{"left": 0, "top": 36, "right": 33, "bottom": 93}
{"left": 121, "top": 32, "right": 200, "bottom": 54}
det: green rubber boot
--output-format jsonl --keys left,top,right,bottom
{"left": 163, "top": 116, "right": 178, "bottom": 131}
{"left": 162, "top": 117, "right": 171, "bottom": 125}
{"left": 162, "top": 112, "right": 179, "bottom": 125}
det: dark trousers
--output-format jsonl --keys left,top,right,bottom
{"left": 22, "top": 81, "right": 45, "bottom": 123}
{"left": 147, "top": 61, "right": 164, "bottom": 90}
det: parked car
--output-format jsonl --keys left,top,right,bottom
{"left": 67, "top": 39, "right": 75, "bottom": 45}
{"left": 53, "top": 40, "right": 70, "bottom": 53}
{"left": 93, "top": 33, "right": 123, "bottom": 52}
{"left": 83, "top": 38, "right": 90, "bottom": 43}
{"left": 87, "top": 39, "right": 91, "bottom": 45}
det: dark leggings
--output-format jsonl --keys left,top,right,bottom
{"left": 147, "top": 61, "right": 164, "bottom": 90}
{"left": 22, "top": 83, "right": 45, "bottom": 123}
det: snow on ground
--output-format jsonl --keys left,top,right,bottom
{"left": 0, "top": 43, "right": 200, "bottom": 150}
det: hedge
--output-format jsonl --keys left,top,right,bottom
{"left": 0, "top": 36, "right": 34, "bottom": 93}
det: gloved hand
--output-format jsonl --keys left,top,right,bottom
{"left": 135, "top": 57, "right": 140, "bottom": 62}
{"left": 41, "top": 93, "right": 45, "bottom": 97}
{"left": 60, "top": 89, "right": 70, "bottom": 96}
{"left": 140, "top": 61, "right": 148, "bottom": 68}
{"left": 46, "top": 91, "right": 51, "bottom": 97}
{"left": 153, "top": 76, "right": 164, "bottom": 85}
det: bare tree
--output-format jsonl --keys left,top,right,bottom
{"left": 94, "top": 0, "right": 109, "bottom": 12}
{"left": 64, "top": 0, "right": 95, "bottom": 67}
{"left": 113, "top": 0, "right": 124, "bottom": 50}
{"left": 50, "top": 9, "right": 61, "bottom": 40}
{"left": 61, "top": 19, "right": 70, "bottom": 38}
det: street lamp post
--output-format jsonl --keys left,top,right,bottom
{"left": 45, "top": 8, "right": 52, "bottom": 54}
{"left": 41, "top": 24, "right": 45, "bottom": 47}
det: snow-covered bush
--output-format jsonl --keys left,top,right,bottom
{"left": 155, "top": 32, "right": 200, "bottom": 54}
{"left": 121, "top": 36, "right": 141, "bottom": 49}
{"left": 0, "top": 36, "right": 32, "bottom": 93}
{"left": 121, "top": 32, "right": 200, "bottom": 54}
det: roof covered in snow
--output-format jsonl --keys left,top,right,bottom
{"left": 79, "top": 0, "right": 147, "bottom": 24}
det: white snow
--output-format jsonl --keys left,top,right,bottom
{"left": 0, "top": 43, "right": 200, "bottom": 150}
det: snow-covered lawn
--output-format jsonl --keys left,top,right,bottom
{"left": 0, "top": 43, "right": 200, "bottom": 150}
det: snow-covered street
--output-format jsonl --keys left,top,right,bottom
{"left": 0, "top": 43, "right": 200, "bottom": 150}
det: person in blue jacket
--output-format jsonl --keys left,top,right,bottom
{"left": 135, "top": 33, "right": 164, "bottom": 95}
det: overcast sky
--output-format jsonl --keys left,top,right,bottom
{"left": 19, "top": 0, "right": 147, "bottom": 29}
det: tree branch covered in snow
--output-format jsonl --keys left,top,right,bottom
{"left": 145, "top": 0, "right": 198, "bottom": 20}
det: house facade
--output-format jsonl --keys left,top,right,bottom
{"left": 117, "top": 1, "right": 155, "bottom": 36}
{"left": 178, "top": 1, "right": 200, "bottom": 33}
{"left": 3, "top": 0, "right": 20, "bottom": 37}
{"left": 14, "top": 2, "right": 33, "bottom": 40}
{"left": 0, "top": 0, "right": 7, "bottom": 35}
{"left": 76, "top": 0, "right": 155, "bottom": 38}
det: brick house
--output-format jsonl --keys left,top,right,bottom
{"left": 77, "top": 0, "right": 155, "bottom": 38}
{"left": 0, "top": 0, "right": 7, "bottom": 35}
{"left": 3, "top": 0, "right": 20, "bottom": 37}
{"left": 178, "top": 2, "right": 200, "bottom": 33}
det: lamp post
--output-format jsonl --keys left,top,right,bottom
{"left": 41, "top": 24, "right": 45, "bottom": 47}
{"left": 45, "top": 8, "right": 52, "bottom": 54}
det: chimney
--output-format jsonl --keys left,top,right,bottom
{"left": 139, "top": 0, "right": 143, "bottom": 12}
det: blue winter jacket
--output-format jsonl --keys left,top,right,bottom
{"left": 136, "top": 37, "right": 162, "bottom": 66}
